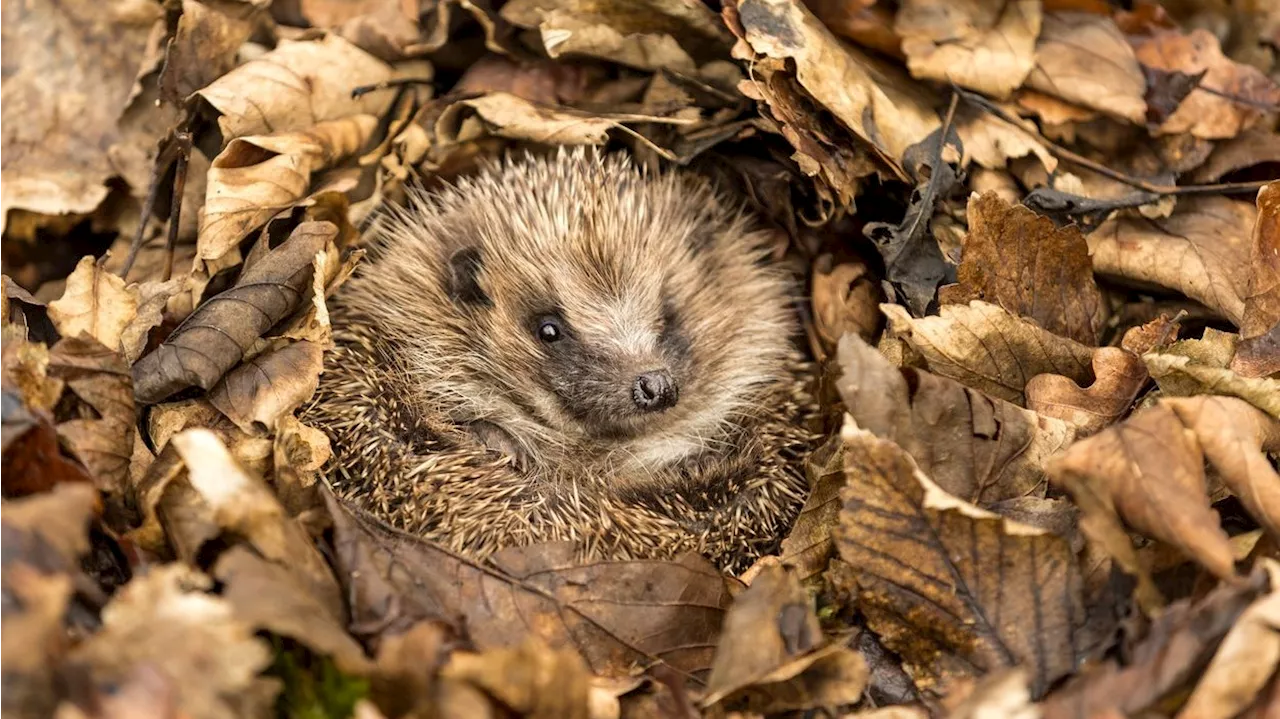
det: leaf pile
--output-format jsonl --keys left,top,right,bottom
{"left": 3, "top": 0, "right": 1280, "bottom": 717}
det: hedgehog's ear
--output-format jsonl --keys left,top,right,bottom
{"left": 447, "top": 247, "right": 492, "bottom": 308}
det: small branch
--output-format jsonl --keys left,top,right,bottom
{"left": 119, "top": 120, "right": 193, "bottom": 280}
{"left": 351, "top": 77, "right": 434, "bottom": 99}
{"left": 163, "top": 129, "right": 194, "bottom": 282}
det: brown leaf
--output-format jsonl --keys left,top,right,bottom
{"left": 69, "top": 564, "right": 277, "bottom": 719}
{"left": 703, "top": 564, "right": 867, "bottom": 713}
{"left": 209, "top": 340, "right": 325, "bottom": 434}
{"left": 1189, "top": 128, "right": 1280, "bottom": 184}
{"left": 944, "top": 191, "right": 1106, "bottom": 345}
{"left": 881, "top": 301, "right": 1095, "bottom": 405}
{"left": 159, "top": 0, "right": 263, "bottom": 105}
{"left": 455, "top": 56, "right": 596, "bottom": 106}
{"left": 771, "top": 436, "right": 844, "bottom": 582}
{"left": 47, "top": 336, "right": 136, "bottom": 501}
{"left": 0, "top": 0, "right": 161, "bottom": 228}
{"left": 734, "top": 0, "right": 939, "bottom": 175}
{"left": 194, "top": 34, "right": 401, "bottom": 143}
{"left": 1132, "top": 29, "right": 1280, "bottom": 139}
{"left": 953, "top": 104, "right": 1057, "bottom": 174}
{"left": 837, "top": 334, "right": 1074, "bottom": 505}
{"left": 1026, "top": 346, "right": 1148, "bottom": 436}
{"left": 1089, "top": 196, "right": 1257, "bottom": 326}
{"left": 47, "top": 256, "right": 140, "bottom": 353}
{"left": 1024, "top": 11, "right": 1146, "bottom": 123}
{"left": 441, "top": 640, "right": 592, "bottom": 719}
{"left": 121, "top": 278, "right": 186, "bottom": 365}
{"left": 947, "top": 669, "right": 1038, "bottom": 719}
{"left": 1145, "top": 330, "right": 1280, "bottom": 420}
{"left": 326, "top": 491, "right": 735, "bottom": 680}
{"left": 834, "top": 427, "right": 1084, "bottom": 698}
{"left": 1234, "top": 180, "right": 1280, "bottom": 379}
{"left": 1041, "top": 568, "right": 1266, "bottom": 719}
{"left": 198, "top": 116, "right": 377, "bottom": 264}
{"left": 895, "top": 0, "right": 1042, "bottom": 99}
{"left": 501, "top": 0, "right": 731, "bottom": 73}
{"left": 132, "top": 221, "right": 334, "bottom": 404}
{"left": 810, "top": 256, "right": 883, "bottom": 355}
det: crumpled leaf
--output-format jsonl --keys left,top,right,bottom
{"left": 1026, "top": 347, "right": 1148, "bottom": 436}
{"left": 209, "top": 340, "right": 325, "bottom": 435}
{"left": 47, "top": 336, "right": 136, "bottom": 501}
{"left": 1089, "top": 196, "right": 1256, "bottom": 326}
{"left": 953, "top": 104, "right": 1056, "bottom": 173}
{"left": 1234, "top": 180, "right": 1280, "bottom": 379}
{"left": 834, "top": 425, "right": 1083, "bottom": 699}
{"left": 810, "top": 256, "right": 883, "bottom": 356}
{"left": 1041, "top": 567, "right": 1266, "bottom": 719}
{"left": 838, "top": 334, "right": 1074, "bottom": 505}
{"left": 195, "top": 34, "right": 401, "bottom": 143}
{"left": 881, "top": 301, "right": 1095, "bottom": 404}
{"left": 132, "top": 221, "right": 334, "bottom": 404}
{"left": 703, "top": 564, "right": 868, "bottom": 713}
{"left": 68, "top": 564, "right": 277, "bottom": 719}
{"left": 734, "top": 0, "right": 939, "bottom": 176}
{"left": 326, "top": 491, "right": 735, "bottom": 680}
{"left": 941, "top": 191, "right": 1105, "bottom": 345}
{"left": 47, "top": 256, "right": 140, "bottom": 353}
{"left": 0, "top": 0, "right": 161, "bottom": 230}
{"left": 1132, "top": 29, "right": 1280, "bottom": 139}
{"left": 121, "top": 278, "right": 186, "bottom": 365}
{"left": 1024, "top": 11, "right": 1146, "bottom": 123}
{"left": 1144, "top": 330, "right": 1280, "bottom": 419}
{"left": 500, "top": 0, "right": 731, "bottom": 73}
{"left": 440, "top": 640, "right": 592, "bottom": 719}
{"left": 199, "top": 115, "right": 377, "bottom": 264}
{"left": 895, "top": 0, "right": 1042, "bottom": 99}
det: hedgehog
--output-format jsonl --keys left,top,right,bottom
{"left": 302, "top": 148, "right": 821, "bottom": 573}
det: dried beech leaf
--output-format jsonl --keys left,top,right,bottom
{"left": 68, "top": 564, "right": 277, "bottom": 719}
{"left": 132, "top": 221, "right": 335, "bottom": 404}
{"left": 501, "top": 0, "right": 731, "bottom": 73}
{"left": 209, "top": 340, "right": 325, "bottom": 434}
{"left": 441, "top": 640, "right": 592, "bottom": 719}
{"left": 47, "top": 336, "right": 135, "bottom": 499}
{"left": 944, "top": 191, "right": 1105, "bottom": 345}
{"left": 895, "top": 0, "right": 1042, "bottom": 99}
{"left": 436, "top": 92, "right": 690, "bottom": 149}
{"left": 159, "top": 0, "right": 262, "bottom": 105}
{"left": 1024, "top": 12, "right": 1146, "bottom": 123}
{"left": 834, "top": 426, "right": 1083, "bottom": 698}
{"left": 199, "top": 115, "right": 377, "bottom": 263}
{"left": 1042, "top": 569, "right": 1266, "bottom": 719}
{"left": 326, "top": 491, "right": 734, "bottom": 680}
{"left": 121, "top": 278, "right": 185, "bottom": 365}
{"left": 735, "top": 0, "right": 939, "bottom": 173}
{"left": 47, "top": 256, "right": 140, "bottom": 353}
{"left": 1089, "top": 196, "right": 1257, "bottom": 326}
{"left": 704, "top": 564, "right": 867, "bottom": 713}
{"left": 1234, "top": 181, "right": 1280, "bottom": 379}
{"left": 1132, "top": 29, "right": 1280, "bottom": 139}
{"left": 838, "top": 334, "right": 1074, "bottom": 505}
{"left": 1145, "top": 332, "right": 1280, "bottom": 420}
{"left": 953, "top": 104, "right": 1056, "bottom": 174}
{"left": 881, "top": 301, "right": 1095, "bottom": 404}
{"left": 1026, "top": 347, "right": 1148, "bottom": 436}
{"left": 195, "top": 35, "right": 399, "bottom": 143}
{"left": 0, "top": 0, "right": 161, "bottom": 228}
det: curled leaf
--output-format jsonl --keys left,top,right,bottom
{"left": 47, "top": 256, "right": 140, "bottom": 352}
{"left": 1026, "top": 347, "right": 1148, "bottom": 436}
{"left": 209, "top": 340, "right": 325, "bottom": 434}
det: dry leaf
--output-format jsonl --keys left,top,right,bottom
{"left": 1145, "top": 331, "right": 1280, "bottom": 419}
{"left": 195, "top": 34, "right": 400, "bottom": 143}
{"left": 703, "top": 564, "right": 868, "bottom": 713}
{"left": 435, "top": 92, "right": 691, "bottom": 150}
{"left": 947, "top": 669, "right": 1038, "bottom": 719}
{"left": 47, "top": 256, "right": 141, "bottom": 353}
{"left": 327, "top": 492, "right": 734, "bottom": 679}
{"left": 133, "top": 221, "right": 334, "bottom": 404}
{"left": 69, "top": 564, "right": 277, "bottom": 719}
{"left": 121, "top": 278, "right": 186, "bottom": 364}
{"left": 441, "top": 640, "right": 592, "bottom": 719}
{"left": 943, "top": 191, "right": 1106, "bottom": 345}
{"left": 1235, "top": 180, "right": 1280, "bottom": 379}
{"left": 810, "top": 256, "right": 883, "bottom": 354}
{"left": 1132, "top": 29, "right": 1280, "bottom": 139}
{"left": 772, "top": 436, "right": 844, "bottom": 581}
{"left": 881, "top": 301, "right": 1095, "bottom": 404}
{"left": 209, "top": 340, "right": 325, "bottom": 434}
{"left": 199, "top": 115, "right": 377, "bottom": 264}
{"left": 834, "top": 426, "right": 1083, "bottom": 698}
{"left": 1025, "top": 12, "right": 1146, "bottom": 123}
{"left": 1190, "top": 128, "right": 1280, "bottom": 184}
{"left": 895, "top": 0, "right": 1042, "bottom": 99}
{"left": 47, "top": 336, "right": 136, "bottom": 501}
{"left": 158, "top": 0, "right": 263, "bottom": 105}
{"left": 0, "top": 0, "right": 161, "bottom": 229}
{"left": 1026, "top": 347, "right": 1148, "bottom": 436}
{"left": 1089, "top": 196, "right": 1257, "bottom": 326}
{"left": 838, "top": 334, "right": 1074, "bottom": 505}
{"left": 735, "top": 0, "right": 939, "bottom": 175}
{"left": 953, "top": 104, "right": 1057, "bottom": 174}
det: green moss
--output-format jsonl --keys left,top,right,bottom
{"left": 268, "top": 636, "right": 369, "bottom": 719}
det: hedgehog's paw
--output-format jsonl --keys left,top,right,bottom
{"left": 467, "top": 420, "right": 532, "bottom": 473}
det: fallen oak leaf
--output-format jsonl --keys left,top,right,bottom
{"left": 895, "top": 0, "right": 1042, "bottom": 99}
{"left": 1026, "top": 346, "right": 1148, "bottom": 436}
{"left": 834, "top": 425, "right": 1083, "bottom": 699}
{"left": 47, "top": 256, "right": 140, "bottom": 354}
{"left": 209, "top": 340, "right": 325, "bottom": 435}
{"left": 132, "top": 221, "right": 334, "bottom": 404}
{"left": 325, "top": 491, "right": 735, "bottom": 681}
{"left": 881, "top": 300, "right": 1095, "bottom": 405}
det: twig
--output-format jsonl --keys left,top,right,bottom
{"left": 351, "top": 77, "right": 434, "bottom": 99}
{"left": 954, "top": 88, "right": 1273, "bottom": 197}
{"left": 163, "top": 129, "right": 193, "bottom": 281}
{"left": 119, "top": 120, "right": 193, "bottom": 280}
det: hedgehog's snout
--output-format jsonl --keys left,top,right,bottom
{"left": 633, "top": 370, "right": 678, "bottom": 412}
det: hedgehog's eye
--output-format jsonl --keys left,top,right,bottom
{"left": 536, "top": 317, "right": 563, "bottom": 343}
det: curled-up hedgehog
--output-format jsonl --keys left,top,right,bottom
{"left": 303, "top": 147, "right": 821, "bottom": 573}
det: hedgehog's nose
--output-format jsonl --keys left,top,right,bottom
{"left": 633, "top": 370, "right": 677, "bottom": 412}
